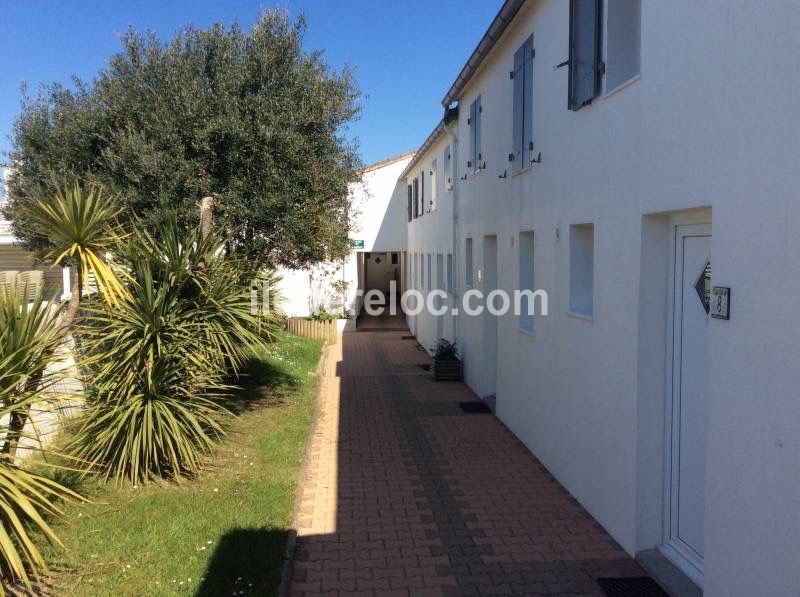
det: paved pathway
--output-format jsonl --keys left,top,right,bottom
{"left": 289, "top": 331, "right": 645, "bottom": 596}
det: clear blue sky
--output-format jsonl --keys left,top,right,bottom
{"left": 0, "top": 0, "right": 502, "bottom": 167}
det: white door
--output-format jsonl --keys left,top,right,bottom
{"left": 663, "top": 223, "right": 710, "bottom": 585}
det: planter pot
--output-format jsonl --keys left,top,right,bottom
{"left": 432, "top": 358, "right": 462, "bottom": 381}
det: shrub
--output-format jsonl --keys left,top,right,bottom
{"left": 432, "top": 338, "right": 459, "bottom": 361}
{"left": 0, "top": 287, "right": 82, "bottom": 592}
{"left": 68, "top": 215, "right": 265, "bottom": 484}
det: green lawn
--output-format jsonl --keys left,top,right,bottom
{"left": 42, "top": 332, "right": 323, "bottom": 596}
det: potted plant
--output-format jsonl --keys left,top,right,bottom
{"left": 431, "top": 338, "right": 462, "bottom": 381}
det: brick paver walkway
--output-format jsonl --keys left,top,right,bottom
{"left": 289, "top": 331, "right": 645, "bottom": 596}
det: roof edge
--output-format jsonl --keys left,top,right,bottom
{"left": 359, "top": 151, "right": 416, "bottom": 175}
{"left": 399, "top": 121, "right": 448, "bottom": 180}
{"left": 441, "top": 0, "right": 527, "bottom": 107}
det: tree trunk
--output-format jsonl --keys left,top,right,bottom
{"left": 200, "top": 196, "right": 214, "bottom": 240}
{"left": 2, "top": 409, "right": 29, "bottom": 457}
{"left": 60, "top": 264, "right": 82, "bottom": 333}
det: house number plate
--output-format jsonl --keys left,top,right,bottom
{"left": 710, "top": 287, "right": 731, "bottom": 320}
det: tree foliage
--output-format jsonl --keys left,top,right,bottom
{"left": 5, "top": 10, "right": 361, "bottom": 268}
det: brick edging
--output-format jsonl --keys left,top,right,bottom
{"left": 277, "top": 337, "right": 333, "bottom": 597}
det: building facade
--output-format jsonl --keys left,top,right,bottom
{"left": 277, "top": 152, "right": 413, "bottom": 318}
{"left": 403, "top": 1, "right": 800, "bottom": 596}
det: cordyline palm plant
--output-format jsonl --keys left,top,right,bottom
{"left": 69, "top": 215, "right": 271, "bottom": 485}
{"left": 0, "top": 286, "right": 82, "bottom": 594}
{"left": 22, "top": 181, "right": 128, "bottom": 331}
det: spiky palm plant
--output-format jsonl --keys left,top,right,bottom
{"left": 22, "top": 181, "right": 128, "bottom": 331}
{"left": 69, "top": 215, "right": 265, "bottom": 484}
{"left": 0, "top": 287, "right": 82, "bottom": 594}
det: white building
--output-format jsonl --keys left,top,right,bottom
{"left": 401, "top": 1, "right": 800, "bottom": 596}
{"left": 277, "top": 152, "right": 413, "bottom": 318}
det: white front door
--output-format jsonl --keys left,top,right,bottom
{"left": 482, "top": 236, "right": 498, "bottom": 397}
{"left": 663, "top": 223, "right": 710, "bottom": 585}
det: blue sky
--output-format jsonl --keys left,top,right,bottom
{"left": 0, "top": 0, "right": 502, "bottom": 168}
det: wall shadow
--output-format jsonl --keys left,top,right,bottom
{"left": 195, "top": 528, "right": 287, "bottom": 596}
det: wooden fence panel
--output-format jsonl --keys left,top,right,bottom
{"left": 286, "top": 317, "right": 338, "bottom": 344}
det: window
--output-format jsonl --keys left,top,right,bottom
{"left": 468, "top": 95, "right": 482, "bottom": 172}
{"left": 511, "top": 35, "right": 534, "bottom": 172}
{"left": 569, "top": 224, "right": 595, "bottom": 317}
{"left": 413, "top": 177, "right": 419, "bottom": 218}
{"left": 444, "top": 145, "right": 453, "bottom": 191}
{"left": 430, "top": 158, "right": 438, "bottom": 211}
{"left": 415, "top": 253, "right": 420, "bottom": 288}
{"left": 420, "top": 253, "right": 425, "bottom": 288}
{"left": 465, "top": 238, "right": 474, "bottom": 287}
{"left": 436, "top": 254, "right": 444, "bottom": 291}
{"left": 606, "top": 0, "right": 641, "bottom": 91}
{"left": 407, "top": 184, "right": 413, "bottom": 222}
{"left": 568, "top": 0, "right": 603, "bottom": 110}
{"left": 427, "top": 254, "right": 432, "bottom": 289}
{"left": 391, "top": 252, "right": 399, "bottom": 265}
{"left": 518, "top": 231, "right": 535, "bottom": 332}
{"left": 446, "top": 254, "right": 454, "bottom": 294}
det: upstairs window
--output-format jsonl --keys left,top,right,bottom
{"left": 568, "top": 0, "right": 603, "bottom": 110}
{"left": 511, "top": 35, "right": 535, "bottom": 173}
{"left": 430, "top": 158, "right": 438, "bottom": 211}
{"left": 468, "top": 95, "right": 483, "bottom": 172}
{"left": 407, "top": 184, "right": 412, "bottom": 222}
{"left": 606, "top": 0, "right": 641, "bottom": 91}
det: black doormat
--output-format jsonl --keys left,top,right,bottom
{"left": 597, "top": 577, "right": 667, "bottom": 597}
{"left": 459, "top": 401, "right": 492, "bottom": 414}
{"left": 418, "top": 364, "right": 431, "bottom": 371}
{"left": 401, "top": 335, "right": 415, "bottom": 340}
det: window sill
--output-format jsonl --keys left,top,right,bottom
{"left": 511, "top": 165, "right": 533, "bottom": 178}
{"left": 518, "top": 326, "right": 536, "bottom": 338}
{"left": 604, "top": 73, "right": 640, "bottom": 99}
{"left": 567, "top": 309, "right": 594, "bottom": 322}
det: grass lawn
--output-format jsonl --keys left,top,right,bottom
{"left": 41, "top": 331, "right": 323, "bottom": 596}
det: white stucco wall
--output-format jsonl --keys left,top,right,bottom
{"left": 405, "top": 2, "right": 800, "bottom": 596}
{"left": 277, "top": 154, "right": 413, "bottom": 317}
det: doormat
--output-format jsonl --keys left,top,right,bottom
{"left": 597, "top": 577, "right": 667, "bottom": 597}
{"left": 418, "top": 364, "right": 431, "bottom": 371}
{"left": 401, "top": 335, "right": 415, "bottom": 340}
{"left": 459, "top": 402, "right": 492, "bottom": 414}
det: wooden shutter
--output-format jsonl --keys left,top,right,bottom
{"left": 523, "top": 36, "right": 534, "bottom": 163}
{"left": 475, "top": 95, "right": 482, "bottom": 168}
{"left": 407, "top": 184, "right": 412, "bottom": 222}
{"left": 444, "top": 145, "right": 452, "bottom": 189}
{"left": 420, "top": 171, "right": 425, "bottom": 215}
{"left": 568, "top": 0, "right": 602, "bottom": 110}
{"left": 469, "top": 100, "right": 477, "bottom": 170}
{"left": 413, "top": 177, "right": 419, "bottom": 217}
{"left": 512, "top": 44, "right": 525, "bottom": 172}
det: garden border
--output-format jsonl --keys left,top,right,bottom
{"left": 277, "top": 336, "right": 332, "bottom": 597}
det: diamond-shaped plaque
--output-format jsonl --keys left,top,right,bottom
{"left": 694, "top": 260, "right": 711, "bottom": 314}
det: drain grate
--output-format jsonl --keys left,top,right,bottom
{"left": 597, "top": 578, "right": 667, "bottom": 597}
{"left": 459, "top": 401, "right": 492, "bottom": 414}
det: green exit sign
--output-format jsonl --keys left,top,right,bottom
{"left": 351, "top": 239, "right": 365, "bottom": 249}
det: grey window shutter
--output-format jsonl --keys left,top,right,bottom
{"left": 523, "top": 35, "right": 534, "bottom": 162}
{"left": 413, "top": 177, "right": 419, "bottom": 217}
{"left": 407, "top": 185, "right": 412, "bottom": 222}
{"left": 469, "top": 100, "right": 477, "bottom": 170}
{"left": 569, "top": 0, "right": 602, "bottom": 110}
{"left": 475, "top": 95, "right": 482, "bottom": 168}
{"left": 512, "top": 45, "right": 525, "bottom": 173}
{"left": 420, "top": 171, "right": 425, "bottom": 215}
